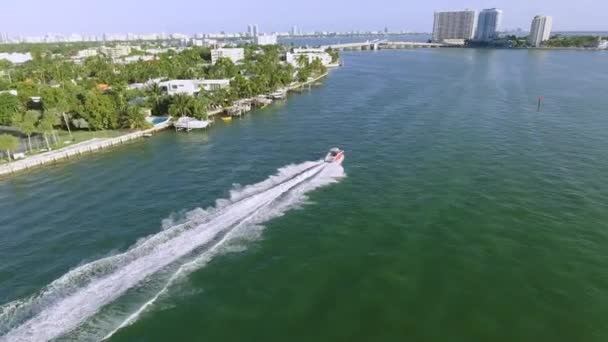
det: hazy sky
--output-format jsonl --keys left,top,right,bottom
{"left": 3, "top": 0, "right": 606, "bottom": 35}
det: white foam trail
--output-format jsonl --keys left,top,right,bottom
{"left": 0, "top": 160, "right": 344, "bottom": 342}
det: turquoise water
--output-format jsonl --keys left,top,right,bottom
{"left": 2, "top": 49, "right": 608, "bottom": 341}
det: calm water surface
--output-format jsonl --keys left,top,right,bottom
{"left": 2, "top": 49, "right": 608, "bottom": 341}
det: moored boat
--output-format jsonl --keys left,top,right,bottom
{"left": 174, "top": 117, "right": 211, "bottom": 131}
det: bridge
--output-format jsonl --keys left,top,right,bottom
{"left": 321, "top": 39, "right": 445, "bottom": 51}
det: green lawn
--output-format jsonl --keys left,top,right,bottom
{"left": 55, "top": 129, "right": 126, "bottom": 145}
{"left": 0, "top": 129, "right": 128, "bottom": 164}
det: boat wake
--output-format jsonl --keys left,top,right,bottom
{"left": 0, "top": 160, "right": 345, "bottom": 341}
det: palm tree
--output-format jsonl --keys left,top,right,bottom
{"left": 43, "top": 108, "right": 62, "bottom": 144}
{"left": 190, "top": 97, "right": 208, "bottom": 120}
{"left": 14, "top": 111, "right": 40, "bottom": 152}
{"left": 123, "top": 106, "right": 151, "bottom": 130}
{"left": 297, "top": 54, "right": 309, "bottom": 68}
{"left": 168, "top": 94, "right": 193, "bottom": 118}
{"left": 147, "top": 82, "right": 164, "bottom": 115}
{"left": 0, "top": 134, "right": 20, "bottom": 161}
{"left": 38, "top": 113, "right": 57, "bottom": 150}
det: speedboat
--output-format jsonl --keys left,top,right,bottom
{"left": 324, "top": 148, "right": 345, "bottom": 164}
{"left": 174, "top": 117, "right": 211, "bottom": 131}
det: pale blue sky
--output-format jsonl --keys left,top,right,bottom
{"left": 3, "top": 0, "right": 606, "bottom": 35}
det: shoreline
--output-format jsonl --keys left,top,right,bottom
{"left": 0, "top": 72, "right": 331, "bottom": 178}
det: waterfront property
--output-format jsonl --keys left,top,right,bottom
{"left": 210, "top": 48, "right": 245, "bottom": 64}
{"left": 432, "top": 10, "right": 477, "bottom": 44}
{"left": 157, "top": 79, "right": 231, "bottom": 96}
{"left": 474, "top": 8, "right": 503, "bottom": 42}
{"left": 529, "top": 15, "right": 553, "bottom": 47}
{"left": 286, "top": 48, "right": 333, "bottom": 67}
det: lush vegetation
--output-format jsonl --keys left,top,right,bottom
{"left": 0, "top": 134, "right": 20, "bottom": 161}
{"left": 503, "top": 35, "right": 530, "bottom": 48}
{"left": 544, "top": 35, "right": 602, "bottom": 48}
{"left": 0, "top": 44, "right": 333, "bottom": 139}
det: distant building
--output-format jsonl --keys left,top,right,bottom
{"left": 99, "top": 45, "right": 131, "bottom": 59}
{"left": 286, "top": 48, "right": 333, "bottom": 67}
{"left": 0, "top": 52, "right": 32, "bottom": 64}
{"left": 432, "top": 10, "right": 477, "bottom": 43}
{"left": 256, "top": 34, "right": 277, "bottom": 46}
{"left": 211, "top": 48, "right": 245, "bottom": 64}
{"left": 76, "top": 48, "right": 98, "bottom": 59}
{"left": 192, "top": 38, "right": 218, "bottom": 48}
{"left": 118, "top": 55, "right": 155, "bottom": 64}
{"left": 290, "top": 26, "right": 300, "bottom": 36}
{"left": 475, "top": 8, "right": 503, "bottom": 41}
{"left": 528, "top": 15, "right": 553, "bottom": 47}
{"left": 247, "top": 24, "right": 259, "bottom": 37}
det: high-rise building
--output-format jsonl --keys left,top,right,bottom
{"left": 432, "top": 10, "right": 477, "bottom": 42}
{"left": 475, "top": 8, "right": 503, "bottom": 41}
{"left": 247, "top": 24, "right": 259, "bottom": 37}
{"left": 290, "top": 25, "right": 299, "bottom": 36}
{"left": 528, "top": 15, "right": 553, "bottom": 47}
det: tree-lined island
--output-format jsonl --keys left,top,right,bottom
{"left": 0, "top": 42, "right": 339, "bottom": 163}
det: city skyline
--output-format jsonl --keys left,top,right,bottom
{"left": 1, "top": 0, "right": 607, "bottom": 36}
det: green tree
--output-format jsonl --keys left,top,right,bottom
{"left": 190, "top": 96, "right": 209, "bottom": 120}
{"left": 168, "top": 94, "right": 194, "bottom": 117}
{"left": 296, "top": 54, "right": 309, "bottom": 68}
{"left": 208, "top": 57, "right": 237, "bottom": 79}
{"left": 231, "top": 74, "right": 255, "bottom": 98}
{"left": 326, "top": 48, "right": 340, "bottom": 64}
{"left": 0, "top": 134, "right": 20, "bottom": 161}
{"left": 38, "top": 112, "right": 57, "bottom": 150}
{"left": 121, "top": 106, "right": 152, "bottom": 130}
{"left": 79, "top": 90, "right": 118, "bottom": 130}
{"left": 0, "top": 93, "right": 22, "bottom": 125}
{"left": 147, "top": 82, "right": 166, "bottom": 115}
{"left": 14, "top": 110, "right": 40, "bottom": 152}
{"left": 43, "top": 107, "right": 62, "bottom": 143}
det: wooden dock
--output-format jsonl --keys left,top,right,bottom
{"left": 0, "top": 121, "right": 172, "bottom": 177}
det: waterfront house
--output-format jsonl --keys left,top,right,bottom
{"left": 286, "top": 48, "right": 332, "bottom": 67}
{"left": 158, "top": 79, "right": 230, "bottom": 96}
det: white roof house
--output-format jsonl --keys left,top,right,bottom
{"left": 0, "top": 52, "right": 32, "bottom": 64}
{"left": 158, "top": 79, "right": 230, "bottom": 96}
{"left": 210, "top": 48, "right": 245, "bottom": 64}
{"left": 286, "top": 51, "right": 332, "bottom": 68}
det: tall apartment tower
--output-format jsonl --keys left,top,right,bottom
{"left": 475, "top": 8, "right": 503, "bottom": 41}
{"left": 432, "top": 10, "right": 477, "bottom": 42}
{"left": 247, "top": 24, "right": 259, "bottom": 37}
{"left": 528, "top": 15, "right": 553, "bottom": 47}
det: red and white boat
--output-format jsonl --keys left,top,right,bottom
{"left": 324, "top": 148, "right": 345, "bottom": 164}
